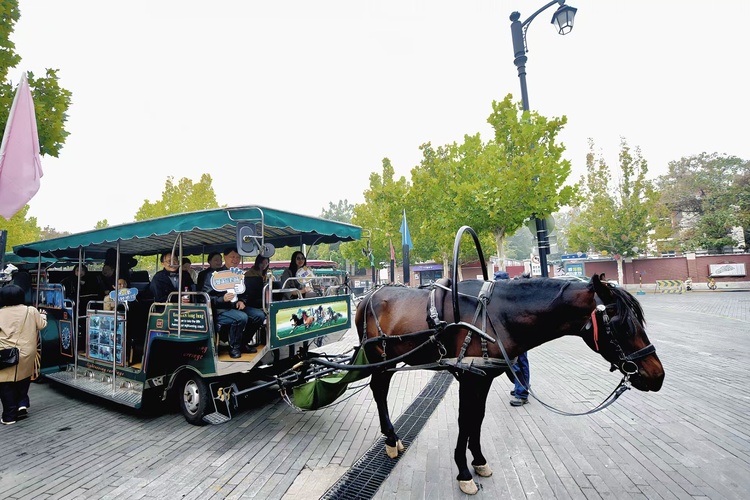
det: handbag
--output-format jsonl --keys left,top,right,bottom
{"left": 0, "top": 346, "right": 20, "bottom": 368}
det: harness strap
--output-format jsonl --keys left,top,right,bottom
{"left": 590, "top": 309, "right": 600, "bottom": 351}
{"left": 624, "top": 344, "right": 656, "bottom": 361}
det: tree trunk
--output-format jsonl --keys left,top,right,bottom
{"left": 493, "top": 228, "right": 506, "bottom": 271}
{"left": 616, "top": 256, "right": 624, "bottom": 285}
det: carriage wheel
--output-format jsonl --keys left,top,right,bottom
{"left": 179, "top": 375, "right": 208, "bottom": 426}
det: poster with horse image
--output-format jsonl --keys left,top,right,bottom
{"left": 269, "top": 296, "right": 351, "bottom": 349}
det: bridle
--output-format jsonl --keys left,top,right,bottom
{"left": 586, "top": 298, "right": 656, "bottom": 376}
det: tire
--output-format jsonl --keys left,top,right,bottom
{"left": 179, "top": 374, "right": 208, "bottom": 425}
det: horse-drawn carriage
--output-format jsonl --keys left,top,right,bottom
{"left": 11, "top": 206, "right": 362, "bottom": 425}
{"left": 12, "top": 213, "right": 665, "bottom": 495}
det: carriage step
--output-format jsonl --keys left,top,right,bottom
{"left": 202, "top": 412, "right": 231, "bottom": 424}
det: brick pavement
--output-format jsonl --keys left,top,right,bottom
{"left": 0, "top": 291, "right": 748, "bottom": 499}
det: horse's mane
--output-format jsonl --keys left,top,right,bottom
{"left": 490, "top": 279, "right": 646, "bottom": 334}
{"left": 607, "top": 285, "right": 646, "bottom": 334}
{"left": 491, "top": 278, "right": 573, "bottom": 305}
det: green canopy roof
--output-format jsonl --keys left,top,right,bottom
{"left": 13, "top": 206, "right": 361, "bottom": 259}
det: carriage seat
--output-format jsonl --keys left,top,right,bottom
{"left": 426, "top": 278, "right": 451, "bottom": 328}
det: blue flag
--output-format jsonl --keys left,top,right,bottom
{"left": 400, "top": 210, "right": 413, "bottom": 250}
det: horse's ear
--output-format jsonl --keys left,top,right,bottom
{"left": 591, "top": 273, "right": 612, "bottom": 298}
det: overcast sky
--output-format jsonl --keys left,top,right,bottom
{"left": 10, "top": 0, "right": 750, "bottom": 234}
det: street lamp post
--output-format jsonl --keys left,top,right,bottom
{"left": 510, "top": 0, "right": 577, "bottom": 278}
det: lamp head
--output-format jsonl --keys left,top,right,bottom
{"left": 551, "top": 3, "right": 577, "bottom": 35}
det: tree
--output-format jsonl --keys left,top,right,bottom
{"left": 1, "top": 1, "right": 72, "bottom": 157}
{"left": 0, "top": 205, "right": 40, "bottom": 248}
{"left": 40, "top": 225, "right": 70, "bottom": 240}
{"left": 655, "top": 153, "right": 748, "bottom": 252}
{"left": 320, "top": 200, "right": 354, "bottom": 224}
{"left": 408, "top": 95, "right": 575, "bottom": 271}
{"left": 134, "top": 174, "right": 220, "bottom": 221}
{"left": 312, "top": 200, "right": 356, "bottom": 269}
{"left": 344, "top": 159, "right": 410, "bottom": 277}
{"left": 94, "top": 220, "right": 109, "bottom": 229}
{"left": 567, "top": 138, "right": 658, "bottom": 282}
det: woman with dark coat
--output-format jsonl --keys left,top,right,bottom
{"left": 279, "top": 251, "right": 317, "bottom": 299}
{"left": 0, "top": 285, "right": 47, "bottom": 424}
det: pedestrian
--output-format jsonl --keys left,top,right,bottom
{"left": 509, "top": 352, "right": 530, "bottom": 406}
{"left": 0, "top": 285, "right": 47, "bottom": 424}
{"left": 509, "top": 270, "right": 530, "bottom": 406}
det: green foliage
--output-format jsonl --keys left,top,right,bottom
{"left": 0, "top": 1, "right": 21, "bottom": 83}
{"left": 0, "top": 1, "right": 72, "bottom": 158}
{"left": 320, "top": 200, "right": 354, "bottom": 223}
{"left": 315, "top": 199, "right": 355, "bottom": 268}
{"left": 94, "top": 220, "right": 109, "bottom": 229}
{"left": 567, "top": 139, "right": 657, "bottom": 271}
{"left": 26, "top": 70, "right": 72, "bottom": 157}
{"left": 134, "top": 174, "right": 220, "bottom": 221}
{"left": 407, "top": 95, "right": 575, "bottom": 269}
{"left": 655, "top": 153, "right": 748, "bottom": 253}
{"left": 344, "top": 159, "right": 409, "bottom": 270}
{"left": 39, "top": 225, "right": 70, "bottom": 240}
{"left": 0, "top": 205, "right": 41, "bottom": 248}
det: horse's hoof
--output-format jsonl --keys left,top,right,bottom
{"left": 385, "top": 444, "right": 399, "bottom": 458}
{"left": 396, "top": 440, "right": 404, "bottom": 452}
{"left": 473, "top": 464, "right": 493, "bottom": 477}
{"left": 459, "top": 480, "right": 479, "bottom": 495}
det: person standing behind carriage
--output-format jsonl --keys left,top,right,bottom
{"left": 0, "top": 285, "right": 47, "bottom": 424}
{"left": 509, "top": 271, "right": 531, "bottom": 406}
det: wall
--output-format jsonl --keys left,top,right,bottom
{"left": 582, "top": 254, "right": 750, "bottom": 285}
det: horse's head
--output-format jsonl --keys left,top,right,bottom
{"left": 582, "top": 275, "right": 665, "bottom": 392}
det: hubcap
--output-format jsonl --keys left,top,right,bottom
{"left": 183, "top": 380, "right": 200, "bottom": 415}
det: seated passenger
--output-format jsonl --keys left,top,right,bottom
{"left": 104, "top": 278, "right": 130, "bottom": 311}
{"left": 280, "top": 251, "right": 318, "bottom": 299}
{"left": 149, "top": 252, "right": 195, "bottom": 303}
{"left": 61, "top": 264, "right": 100, "bottom": 302}
{"left": 201, "top": 248, "right": 251, "bottom": 358}
{"left": 196, "top": 252, "right": 223, "bottom": 292}
{"left": 181, "top": 257, "right": 198, "bottom": 284}
{"left": 240, "top": 254, "right": 276, "bottom": 346}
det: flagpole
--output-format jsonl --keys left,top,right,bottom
{"left": 400, "top": 210, "right": 413, "bottom": 286}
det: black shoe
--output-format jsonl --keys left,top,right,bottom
{"left": 510, "top": 397, "right": 529, "bottom": 407}
{"left": 242, "top": 344, "right": 257, "bottom": 354}
{"left": 229, "top": 348, "right": 242, "bottom": 359}
{"left": 17, "top": 408, "right": 28, "bottom": 419}
{"left": 510, "top": 390, "right": 516, "bottom": 397}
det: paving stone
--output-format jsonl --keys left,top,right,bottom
{"left": 1, "top": 293, "right": 750, "bottom": 498}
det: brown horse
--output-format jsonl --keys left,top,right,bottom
{"left": 355, "top": 274, "right": 664, "bottom": 495}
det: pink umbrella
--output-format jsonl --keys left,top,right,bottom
{"left": 0, "top": 72, "right": 43, "bottom": 219}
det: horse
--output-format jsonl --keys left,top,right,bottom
{"left": 290, "top": 313, "right": 304, "bottom": 332}
{"left": 302, "top": 310, "right": 315, "bottom": 330}
{"left": 355, "top": 274, "right": 664, "bottom": 495}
